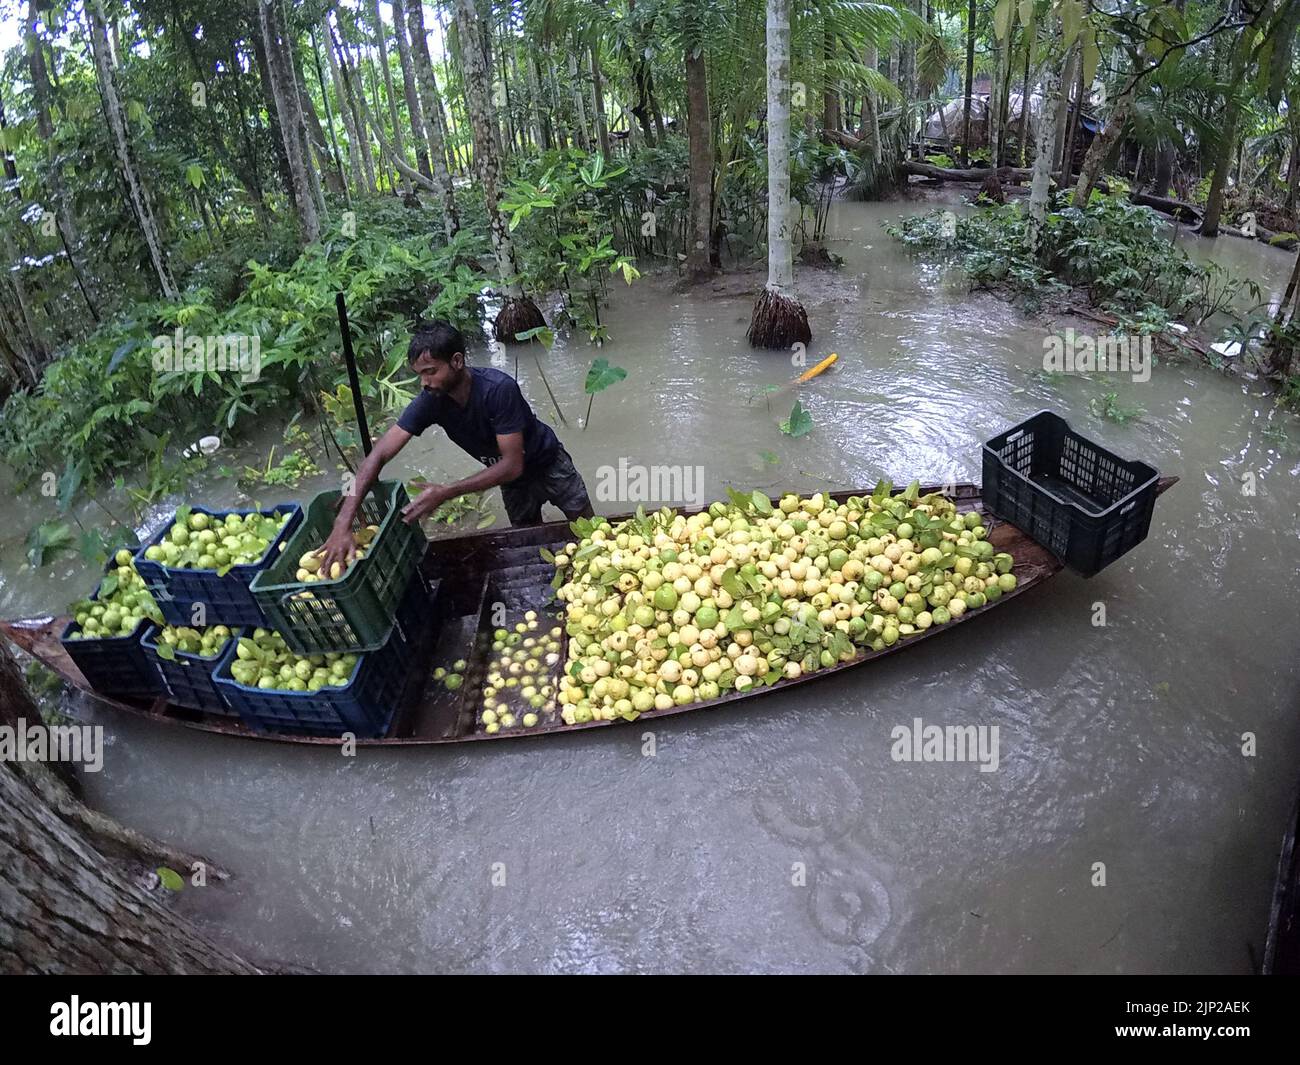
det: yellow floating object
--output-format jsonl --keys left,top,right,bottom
{"left": 796, "top": 352, "right": 838, "bottom": 384}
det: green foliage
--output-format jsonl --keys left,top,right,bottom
{"left": 0, "top": 207, "right": 488, "bottom": 495}
{"left": 886, "top": 193, "right": 1256, "bottom": 328}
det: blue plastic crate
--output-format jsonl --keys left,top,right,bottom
{"left": 140, "top": 625, "right": 240, "bottom": 716}
{"left": 59, "top": 557, "right": 166, "bottom": 699}
{"left": 134, "top": 504, "right": 303, "bottom": 627}
{"left": 212, "top": 574, "right": 436, "bottom": 738}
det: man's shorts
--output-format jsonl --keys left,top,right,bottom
{"left": 500, "top": 447, "right": 593, "bottom": 526}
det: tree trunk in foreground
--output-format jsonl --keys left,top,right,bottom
{"left": 452, "top": 0, "right": 543, "bottom": 341}
{"left": 0, "top": 640, "right": 257, "bottom": 974}
{"left": 748, "top": 0, "right": 811, "bottom": 349}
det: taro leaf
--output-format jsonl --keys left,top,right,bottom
{"left": 155, "top": 642, "right": 176, "bottom": 661}
{"left": 779, "top": 400, "right": 813, "bottom": 438}
{"left": 584, "top": 357, "right": 627, "bottom": 394}
{"left": 156, "top": 867, "right": 185, "bottom": 891}
{"left": 514, "top": 325, "right": 554, "bottom": 349}
{"left": 750, "top": 491, "right": 773, "bottom": 515}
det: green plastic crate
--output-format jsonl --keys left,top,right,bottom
{"left": 249, "top": 480, "right": 424, "bottom": 654}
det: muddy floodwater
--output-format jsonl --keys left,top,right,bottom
{"left": 3, "top": 193, "right": 1298, "bottom": 973}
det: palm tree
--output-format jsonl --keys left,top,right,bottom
{"left": 748, "top": 0, "right": 811, "bottom": 349}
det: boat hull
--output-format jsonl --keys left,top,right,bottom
{"left": 1, "top": 480, "right": 1174, "bottom": 747}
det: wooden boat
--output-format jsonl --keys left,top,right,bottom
{"left": 0, "top": 479, "right": 1176, "bottom": 747}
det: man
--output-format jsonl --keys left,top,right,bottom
{"left": 319, "top": 320, "right": 592, "bottom": 571}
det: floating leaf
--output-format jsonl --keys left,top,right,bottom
{"left": 25, "top": 521, "right": 75, "bottom": 568}
{"left": 779, "top": 400, "right": 813, "bottom": 438}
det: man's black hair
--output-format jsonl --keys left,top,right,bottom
{"left": 407, "top": 320, "right": 465, "bottom": 364}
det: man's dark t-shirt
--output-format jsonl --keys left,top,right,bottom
{"left": 397, "top": 366, "right": 559, "bottom": 479}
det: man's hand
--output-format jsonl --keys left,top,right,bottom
{"left": 317, "top": 523, "right": 357, "bottom": 576}
{"left": 402, "top": 483, "right": 450, "bottom": 524}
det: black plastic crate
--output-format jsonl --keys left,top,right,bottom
{"left": 982, "top": 410, "right": 1159, "bottom": 577}
{"left": 59, "top": 558, "right": 165, "bottom": 699}
{"left": 141, "top": 626, "right": 239, "bottom": 716}
{"left": 135, "top": 504, "right": 303, "bottom": 627}
{"left": 212, "top": 574, "right": 437, "bottom": 738}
